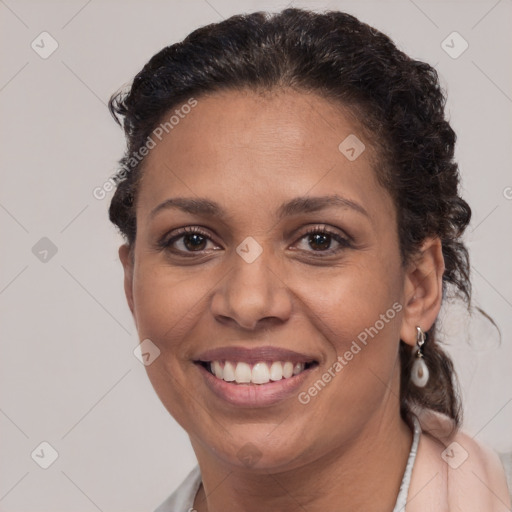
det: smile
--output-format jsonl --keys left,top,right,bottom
{"left": 199, "top": 360, "right": 317, "bottom": 384}
{"left": 193, "top": 345, "right": 320, "bottom": 407}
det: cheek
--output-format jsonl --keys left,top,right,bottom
{"left": 298, "top": 257, "right": 404, "bottom": 398}
{"left": 132, "top": 261, "right": 205, "bottom": 345}
{"left": 131, "top": 263, "right": 212, "bottom": 430}
{"left": 302, "top": 257, "right": 403, "bottom": 338}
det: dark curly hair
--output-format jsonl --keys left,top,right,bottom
{"left": 108, "top": 8, "right": 472, "bottom": 428}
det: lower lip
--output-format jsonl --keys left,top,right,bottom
{"left": 196, "top": 363, "right": 316, "bottom": 408}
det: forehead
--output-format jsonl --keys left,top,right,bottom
{"left": 151, "top": 88, "right": 370, "bottom": 157}
{"left": 137, "top": 88, "right": 394, "bottom": 224}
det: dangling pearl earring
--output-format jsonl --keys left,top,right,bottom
{"left": 411, "top": 326, "right": 429, "bottom": 387}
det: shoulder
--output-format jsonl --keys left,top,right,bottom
{"left": 408, "top": 411, "right": 511, "bottom": 512}
{"left": 444, "top": 429, "right": 511, "bottom": 509}
{"left": 153, "top": 465, "right": 201, "bottom": 512}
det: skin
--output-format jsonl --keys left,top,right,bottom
{"left": 119, "top": 89, "right": 510, "bottom": 511}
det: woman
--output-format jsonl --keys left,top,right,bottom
{"left": 107, "top": 8, "right": 510, "bottom": 511}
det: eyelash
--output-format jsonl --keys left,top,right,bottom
{"left": 158, "top": 225, "right": 352, "bottom": 257}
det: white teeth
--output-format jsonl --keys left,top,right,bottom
{"left": 223, "top": 361, "right": 235, "bottom": 381}
{"left": 293, "top": 363, "right": 304, "bottom": 376}
{"left": 269, "top": 361, "right": 283, "bottom": 381}
{"left": 251, "top": 362, "right": 270, "bottom": 384}
{"left": 207, "top": 360, "right": 311, "bottom": 384}
{"left": 212, "top": 361, "right": 223, "bottom": 379}
{"left": 234, "top": 362, "right": 252, "bottom": 383}
{"left": 283, "top": 362, "right": 294, "bottom": 379}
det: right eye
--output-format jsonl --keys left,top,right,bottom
{"left": 159, "top": 226, "right": 222, "bottom": 256}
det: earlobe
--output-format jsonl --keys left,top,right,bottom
{"left": 119, "top": 244, "right": 135, "bottom": 319}
{"left": 399, "top": 237, "right": 445, "bottom": 346}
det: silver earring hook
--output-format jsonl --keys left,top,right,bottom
{"left": 415, "top": 326, "right": 426, "bottom": 356}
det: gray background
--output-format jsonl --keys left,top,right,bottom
{"left": 1, "top": 0, "right": 511, "bottom": 510}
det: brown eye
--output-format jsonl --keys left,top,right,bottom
{"left": 294, "top": 226, "right": 351, "bottom": 255}
{"left": 182, "top": 233, "right": 208, "bottom": 251}
{"left": 308, "top": 232, "right": 332, "bottom": 251}
{"left": 160, "top": 226, "right": 219, "bottom": 255}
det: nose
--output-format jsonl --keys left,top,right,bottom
{"left": 210, "top": 246, "right": 293, "bottom": 331}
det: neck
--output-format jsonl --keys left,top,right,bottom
{"left": 191, "top": 411, "right": 413, "bottom": 512}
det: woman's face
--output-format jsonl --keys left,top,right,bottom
{"left": 122, "top": 89, "right": 410, "bottom": 471}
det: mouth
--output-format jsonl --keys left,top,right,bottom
{"left": 196, "top": 359, "right": 318, "bottom": 385}
{"left": 192, "top": 346, "right": 320, "bottom": 407}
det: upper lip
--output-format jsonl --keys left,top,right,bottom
{"left": 194, "top": 346, "right": 318, "bottom": 364}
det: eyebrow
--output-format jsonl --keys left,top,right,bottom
{"left": 149, "top": 194, "right": 369, "bottom": 220}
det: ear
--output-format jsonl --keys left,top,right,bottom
{"left": 119, "top": 244, "right": 136, "bottom": 321}
{"left": 399, "top": 237, "right": 445, "bottom": 347}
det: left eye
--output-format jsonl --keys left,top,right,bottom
{"left": 294, "top": 227, "right": 351, "bottom": 254}
{"left": 159, "top": 226, "right": 350, "bottom": 256}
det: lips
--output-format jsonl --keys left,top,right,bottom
{"left": 195, "top": 346, "right": 318, "bottom": 365}
{"left": 193, "top": 345, "right": 319, "bottom": 406}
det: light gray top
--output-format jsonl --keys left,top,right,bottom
{"left": 154, "top": 416, "right": 422, "bottom": 512}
